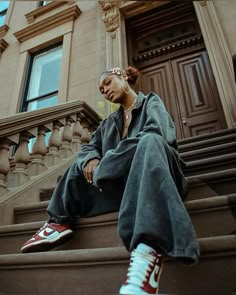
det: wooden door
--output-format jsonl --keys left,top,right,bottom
{"left": 138, "top": 50, "right": 227, "bottom": 139}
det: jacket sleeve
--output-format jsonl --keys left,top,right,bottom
{"left": 77, "top": 123, "right": 103, "bottom": 170}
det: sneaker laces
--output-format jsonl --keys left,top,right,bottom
{"left": 33, "top": 222, "right": 49, "bottom": 237}
{"left": 125, "top": 248, "right": 160, "bottom": 288}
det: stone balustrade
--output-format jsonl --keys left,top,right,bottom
{"left": 0, "top": 100, "right": 101, "bottom": 197}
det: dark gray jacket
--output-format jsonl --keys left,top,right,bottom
{"left": 77, "top": 91, "right": 178, "bottom": 170}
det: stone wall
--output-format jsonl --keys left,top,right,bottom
{"left": 213, "top": 0, "right": 236, "bottom": 56}
{"left": 0, "top": 1, "right": 107, "bottom": 119}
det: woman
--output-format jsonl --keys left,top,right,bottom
{"left": 21, "top": 66, "right": 200, "bottom": 294}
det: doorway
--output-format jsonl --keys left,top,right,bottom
{"left": 126, "top": 1, "right": 227, "bottom": 139}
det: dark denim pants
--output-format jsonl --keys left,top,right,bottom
{"left": 47, "top": 133, "right": 200, "bottom": 263}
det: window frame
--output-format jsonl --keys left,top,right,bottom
{"left": 21, "top": 42, "right": 63, "bottom": 112}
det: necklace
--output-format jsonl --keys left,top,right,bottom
{"left": 123, "top": 98, "right": 137, "bottom": 120}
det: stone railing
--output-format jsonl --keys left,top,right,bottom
{"left": 0, "top": 100, "right": 101, "bottom": 197}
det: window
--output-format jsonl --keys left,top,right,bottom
{"left": 0, "top": 1, "right": 9, "bottom": 26}
{"left": 22, "top": 44, "right": 62, "bottom": 112}
{"left": 38, "top": 1, "right": 52, "bottom": 7}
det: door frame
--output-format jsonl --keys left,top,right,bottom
{"left": 105, "top": 1, "right": 236, "bottom": 130}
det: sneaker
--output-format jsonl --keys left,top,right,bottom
{"left": 21, "top": 222, "right": 73, "bottom": 253}
{"left": 119, "top": 243, "right": 163, "bottom": 294}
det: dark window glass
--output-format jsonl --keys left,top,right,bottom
{"left": 38, "top": 1, "right": 52, "bottom": 7}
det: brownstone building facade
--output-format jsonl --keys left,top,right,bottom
{"left": 0, "top": 0, "right": 236, "bottom": 138}
{"left": 0, "top": 1, "right": 236, "bottom": 294}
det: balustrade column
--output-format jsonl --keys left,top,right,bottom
{"left": 0, "top": 139, "right": 11, "bottom": 196}
{"left": 59, "top": 116, "right": 75, "bottom": 159}
{"left": 72, "top": 116, "right": 83, "bottom": 153}
{"left": 28, "top": 126, "right": 48, "bottom": 177}
{"left": 8, "top": 132, "right": 31, "bottom": 188}
{"left": 45, "top": 120, "right": 63, "bottom": 167}
{"left": 80, "top": 120, "right": 92, "bottom": 144}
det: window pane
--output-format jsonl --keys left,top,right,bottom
{"left": 27, "top": 95, "right": 58, "bottom": 111}
{"left": 27, "top": 46, "right": 62, "bottom": 101}
{"left": 0, "top": 14, "right": 6, "bottom": 26}
{"left": 39, "top": 1, "right": 52, "bottom": 6}
{"left": 0, "top": 1, "right": 9, "bottom": 12}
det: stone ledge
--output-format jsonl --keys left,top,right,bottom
{"left": 0, "top": 39, "right": 8, "bottom": 57}
{"left": 25, "top": 1, "right": 68, "bottom": 24}
{"left": 14, "top": 5, "right": 81, "bottom": 43}
{"left": 0, "top": 25, "right": 9, "bottom": 38}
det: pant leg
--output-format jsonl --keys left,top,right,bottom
{"left": 47, "top": 162, "right": 123, "bottom": 225}
{"left": 115, "top": 134, "right": 199, "bottom": 264}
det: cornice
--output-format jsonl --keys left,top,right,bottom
{"left": 0, "top": 39, "right": 9, "bottom": 57}
{"left": 25, "top": 1, "right": 68, "bottom": 24}
{"left": 14, "top": 5, "right": 81, "bottom": 43}
{"left": 0, "top": 25, "right": 9, "bottom": 38}
{"left": 133, "top": 36, "right": 204, "bottom": 64}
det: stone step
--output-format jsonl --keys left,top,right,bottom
{"left": 178, "top": 127, "right": 236, "bottom": 149}
{"left": 0, "top": 235, "right": 235, "bottom": 295}
{"left": 179, "top": 131, "right": 236, "bottom": 153}
{"left": 37, "top": 167, "right": 236, "bottom": 204}
{"left": 184, "top": 152, "right": 236, "bottom": 176}
{"left": 2, "top": 194, "right": 235, "bottom": 254}
{"left": 187, "top": 168, "right": 236, "bottom": 200}
{"left": 180, "top": 141, "right": 236, "bottom": 161}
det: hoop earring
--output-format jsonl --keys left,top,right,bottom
{"left": 122, "top": 81, "right": 130, "bottom": 95}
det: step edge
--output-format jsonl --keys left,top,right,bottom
{"left": 12, "top": 194, "right": 236, "bottom": 224}
{"left": 180, "top": 141, "right": 236, "bottom": 158}
{"left": 185, "top": 193, "right": 236, "bottom": 211}
{"left": 185, "top": 152, "right": 236, "bottom": 167}
{"left": 0, "top": 235, "right": 235, "bottom": 266}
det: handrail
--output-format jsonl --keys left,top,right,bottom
{"left": 0, "top": 100, "right": 101, "bottom": 138}
{"left": 0, "top": 99, "right": 102, "bottom": 197}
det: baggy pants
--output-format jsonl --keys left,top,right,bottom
{"left": 47, "top": 133, "right": 200, "bottom": 263}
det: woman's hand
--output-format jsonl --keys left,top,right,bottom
{"left": 83, "top": 158, "right": 100, "bottom": 184}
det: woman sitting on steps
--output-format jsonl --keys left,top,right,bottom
{"left": 21, "top": 66, "right": 200, "bottom": 295}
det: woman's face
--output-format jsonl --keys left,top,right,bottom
{"left": 99, "top": 74, "right": 127, "bottom": 104}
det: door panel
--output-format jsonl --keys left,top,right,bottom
{"left": 171, "top": 51, "right": 227, "bottom": 137}
{"left": 137, "top": 62, "right": 182, "bottom": 138}
{"left": 138, "top": 50, "right": 227, "bottom": 139}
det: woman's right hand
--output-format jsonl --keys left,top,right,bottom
{"left": 83, "top": 158, "right": 100, "bottom": 184}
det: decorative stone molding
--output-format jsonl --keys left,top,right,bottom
{"left": 14, "top": 5, "right": 81, "bottom": 43}
{"left": 25, "top": 1, "right": 68, "bottom": 24}
{"left": 194, "top": 1, "right": 236, "bottom": 127}
{"left": 0, "top": 25, "right": 9, "bottom": 38}
{"left": 99, "top": 1, "right": 119, "bottom": 32}
{"left": 0, "top": 39, "right": 8, "bottom": 57}
{"left": 133, "top": 36, "right": 204, "bottom": 63}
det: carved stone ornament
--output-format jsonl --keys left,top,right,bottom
{"left": 99, "top": 1, "right": 119, "bottom": 32}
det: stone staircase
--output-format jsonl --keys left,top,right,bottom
{"left": 0, "top": 128, "right": 236, "bottom": 295}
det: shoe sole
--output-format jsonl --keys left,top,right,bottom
{"left": 21, "top": 231, "right": 74, "bottom": 253}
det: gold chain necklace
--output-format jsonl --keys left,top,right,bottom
{"left": 123, "top": 98, "right": 137, "bottom": 120}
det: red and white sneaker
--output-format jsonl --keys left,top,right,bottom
{"left": 119, "top": 243, "right": 163, "bottom": 294}
{"left": 21, "top": 222, "right": 73, "bottom": 253}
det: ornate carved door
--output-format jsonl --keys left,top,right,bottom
{"left": 138, "top": 50, "right": 227, "bottom": 138}
{"left": 126, "top": 2, "right": 227, "bottom": 139}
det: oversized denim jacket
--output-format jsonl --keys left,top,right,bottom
{"left": 77, "top": 91, "right": 178, "bottom": 170}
